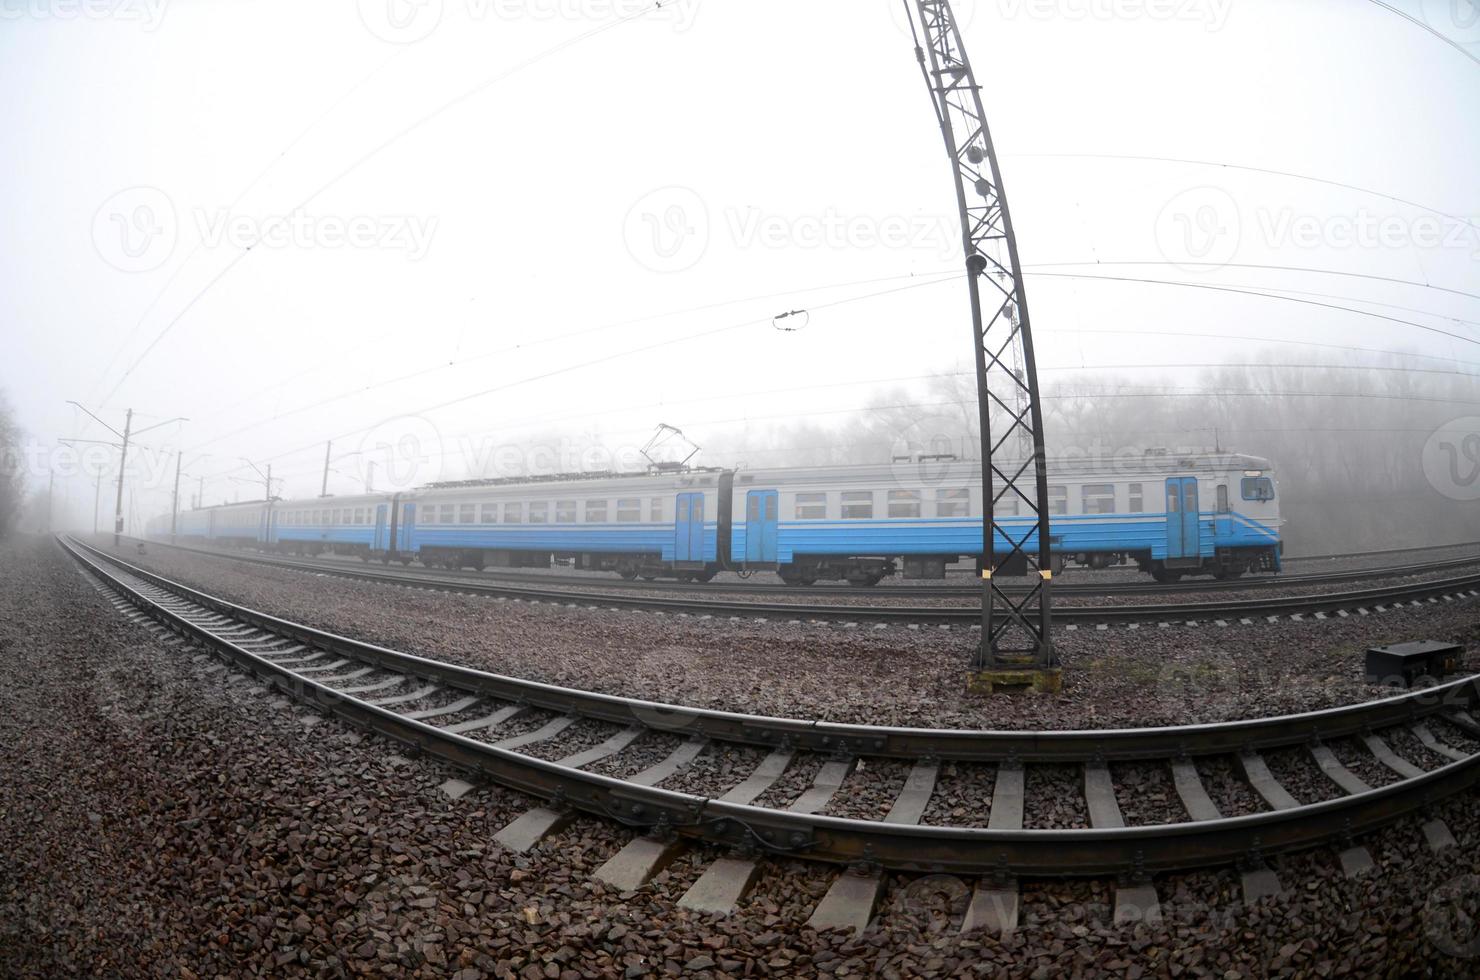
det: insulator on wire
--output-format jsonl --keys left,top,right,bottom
{"left": 772, "top": 309, "right": 809, "bottom": 332}
{"left": 966, "top": 145, "right": 985, "bottom": 164}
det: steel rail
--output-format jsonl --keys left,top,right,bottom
{"left": 112, "top": 536, "right": 1480, "bottom": 627}
{"left": 138, "top": 536, "right": 1480, "bottom": 597}
{"left": 64, "top": 534, "right": 1480, "bottom": 878}
{"left": 69, "top": 535, "right": 1480, "bottom": 759}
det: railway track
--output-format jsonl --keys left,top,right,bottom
{"left": 65, "top": 535, "right": 1480, "bottom": 931}
{"left": 121, "top": 537, "right": 1480, "bottom": 628}
{"left": 134, "top": 536, "right": 1480, "bottom": 598}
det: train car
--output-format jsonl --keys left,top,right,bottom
{"left": 273, "top": 493, "right": 385, "bottom": 558}
{"left": 399, "top": 470, "right": 732, "bottom": 579}
{"left": 208, "top": 501, "right": 268, "bottom": 548}
{"left": 726, "top": 452, "right": 1282, "bottom": 584}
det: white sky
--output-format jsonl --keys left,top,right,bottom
{"left": 3, "top": 0, "right": 1478, "bottom": 526}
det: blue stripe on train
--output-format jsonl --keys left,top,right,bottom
{"left": 732, "top": 512, "right": 1277, "bottom": 563}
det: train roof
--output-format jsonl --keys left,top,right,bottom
{"left": 733, "top": 452, "right": 1274, "bottom": 484}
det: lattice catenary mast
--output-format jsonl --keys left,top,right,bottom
{"left": 902, "top": 0, "right": 1059, "bottom": 690}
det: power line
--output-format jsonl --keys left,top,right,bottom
{"left": 1363, "top": 0, "right": 1480, "bottom": 69}
{"left": 190, "top": 273, "right": 965, "bottom": 485}
{"left": 98, "top": 5, "right": 661, "bottom": 408}
{"left": 185, "top": 269, "right": 962, "bottom": 435}
{"left": 1025, "top": 260, "right": 1480, "bottom": 304}
{"left": 1027, "top": 271, "right": 1480, "bottom": 348}
{"left": 1010, "top": 152, "right": 1480, "bottom": 231}
{"left": 89, "top": 50, "right": 410, "bottom": 406}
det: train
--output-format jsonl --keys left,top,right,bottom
{"left": 145, "top": 451, "right": 1283, "bottom": 584}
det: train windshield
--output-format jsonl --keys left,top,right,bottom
{"left": 1241, "top": 477, "right": 1275, "bottom": 502}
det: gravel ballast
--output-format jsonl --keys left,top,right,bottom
{"left": 7, "top": 535, "right": 1480, "bottom": 976}
{"left": 106, "top": 539, "right": 1480, "bottom": 732}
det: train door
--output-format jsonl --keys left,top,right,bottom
{"left": 1165, "top": 477, "right": 1200, "bottom": 559}
{"left": 397, "top": 502, "right": 415, "bottom": 553}
{"left": 675, "top": 492, "right": 705, "bottom": 563}
{"left": 744, "top": 490, "right": 779, "bottom": 564}
{"left": 374, "top": 504, "right": 388, "bottom": 552}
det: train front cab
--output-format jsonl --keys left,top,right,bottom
{"left": 1148, "top": 469, "right": 1281, "bottom": 582}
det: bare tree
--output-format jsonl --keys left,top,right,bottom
{"left": 0, "top": 390, "right": 25, "bottom": 541}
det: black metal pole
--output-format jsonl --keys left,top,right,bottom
{"left": 113, "top": 408, "right": 132, "bottom": 548}
{"left": 904, "top": 0, "right": 1056, "bottom": 685}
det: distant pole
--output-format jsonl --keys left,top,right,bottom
{"left": 171, "top": 453, "right": 182, "bottom": 543}
{"left": 113, "top": 408, "right": 133, "bottom": 547}
{"left": 47, "top": 469, "right": 54, "bottom": 533}
{"left": 93, "top": 472, "right": 101, "bottom": 535}
{"left": 197, "top": 475, "right": 204, "bottom": 510}
{"left": 321, "top": 441, "right": 332, "bottom": 497}
{"left": 367, "top": 460, "right": 376, "bottom": 493}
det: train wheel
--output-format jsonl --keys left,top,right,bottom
{"left": 695, "top": 571, "right": 717, "bottom": 584}
{"left": 619, "top": 569, "right": 638, "bottom": 580}
{"left": 1151, "top": 569, "right": 1182, "bottom": 584}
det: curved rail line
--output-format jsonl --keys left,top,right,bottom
{"left": 119, "top": 537, "right": 1480, "bottom": 628}
{"left": 133, "top": 536, "right": 1480, "bottom": 598}
{"left": 64, "top": 535, "right": 1480, "bottom": 926}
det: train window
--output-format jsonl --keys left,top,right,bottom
{"left": 1128, "top": 483, "right": 1144, "bottom": 512}
{"left": 616, "top": 498, "right": 641, "bottom": 522}
{"left": 1081, "top": 484, "right": 1116, "bottom": 515}
{"left": 586, "top": 500, "right": 607, "bottom": 523}
{"left": 991, "top": 491, "right": 1018, "bottom": 517}
{"left": 1048, "top": 486, "right": 1068, "bottom": 515}
{"left": 556, "top": 501, "right": 577, "bottom": 523}
{"left": 434, "top": 504, "right": 450, "bottom": 524}
{"left": 1217, "top": 485, "right": 1230, "bottom": 513}
{"left": 888, "top": 489, "right": 921, "bottom": 519}
{"left": 841, "top": 491, "right": 873, "bottom": 520}
{"left": 460, "top": 504, "right": 475, "bottom": 524}
{"left": 936, "top": 488, "right": 969, "bottom": 518}
{"left": 529, "top": 502, "right": 548, "bottom": 523}
{"left": 796, "top": 492, "right": 828, "bottom": 519}
{"left": 1167, "top": 487, "right": 1179, "bottom": 513}
{"left": 356, "top": 508, "right": 366, "bottom": 524}
{"left": 480, "top": 504, "right": 497, "bottom": 524}
{"left": 649, "top": 497, "right": 663, "bottom": 522}
{"left": 504, "top": 502, "right": 523, "bottom": 523}
{"left": 1241, "top": 477, "right": 1274, "bottom": 501}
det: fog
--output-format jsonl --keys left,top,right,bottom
{"left": 2, "top": 0, "right": 1477, "bottom": 558}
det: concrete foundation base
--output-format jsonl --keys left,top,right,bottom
{"left": 966, "top": 667, "right": 1063, "bottom": 695}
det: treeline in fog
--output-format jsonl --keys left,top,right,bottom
{"left": 700, "top": 354, "right": 1480, "bottom": 558}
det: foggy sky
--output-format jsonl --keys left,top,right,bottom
{"left": 3, "top": 0, "right": 1478, "bottom": 528}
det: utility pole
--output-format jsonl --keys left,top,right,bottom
{"left": 197, "top": 475, "right": 204, "bottom": 510}
{"left": 66, "top": 402, "right": 187, "bottom": 549}
{"left": 903, "top": 0, "right": 1057, "bottom": 693}
{"left": 367, "top": 460, "right": 376, "bottom": 493}
{"left": 93, "top": 472, "right": 101, "bottom": 535}
{"left": 113, "top": 408, "right": 132, "bottom": 547}
{"left": 321, "top": 441, "right": 332, "bottom": 497}
{"left": 47, "top": 469, "right": 54, "bottom": 533}
{"left": 171, "top": 452, "right": 182, "bottom": 543}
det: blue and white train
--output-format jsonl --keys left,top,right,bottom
{"left": 145, "top": 452, "right": 1283, "bottom": 584}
